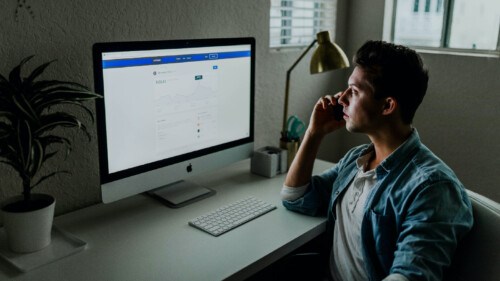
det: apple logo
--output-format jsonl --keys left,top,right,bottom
{"left": 186, "top": 163, "right": 193, "bottom": 173}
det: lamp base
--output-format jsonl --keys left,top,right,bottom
{"left": 280, "top": 138, "right": 299, "bottom": 170}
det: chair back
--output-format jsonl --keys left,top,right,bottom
{"left": 448, "top": 190, "right": 500, "bottom": 281}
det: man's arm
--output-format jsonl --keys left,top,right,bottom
{"left": 284, "top": 129, "right": 324, "bottom": 187}
{"left": 390, "top": 182, "right": 473, "bottom": 281}
{"left": 285, "top": 94, "right": 345, "bottom": 187}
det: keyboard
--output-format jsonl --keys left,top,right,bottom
{"left": 188, "top": 196, "right": 277, "bottom": 236}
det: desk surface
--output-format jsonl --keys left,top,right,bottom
{"left": 0, "top": 159, "right": 332, "bottom": 281}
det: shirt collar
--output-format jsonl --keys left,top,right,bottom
{"left": 356, "top": 151, "right": 372, "bottom": 170}
{"left": 357, "top": 128, "right": 421, "bottom": 175}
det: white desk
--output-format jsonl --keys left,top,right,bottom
{"left": 0, "top": 159, "right": 332, "bottom": 281}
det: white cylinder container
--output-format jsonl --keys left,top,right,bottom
{"left": 1, "top": 194, "right": 55, "bottom": 253}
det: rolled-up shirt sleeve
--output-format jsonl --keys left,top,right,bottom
{"left": 280, "top": 184, "right": 309, "bottom": 202}
{"left": 281, "top": 146, "right": 361, "bottom": 217}
{"left": 281, "top": 166, "right": 339, "bottom": 217}
{"left": 383, "top": 273, "right": 409, "bottom": 281}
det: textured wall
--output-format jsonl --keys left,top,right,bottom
{"left": 321, "top": 0, "right": 500, "bottom": 202}
{"left": 0, "top": 0, "right": 345, "bottom": 214}
{"left": 3, "top": 0, "right": 496, "bottom": 216}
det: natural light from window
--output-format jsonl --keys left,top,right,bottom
{"left": 392, "top": 0, "right": 499, "bottom": 51}
{"left": 270, "top": 0, "right": 336, "bottom": 48}
{"left": 448, "top": 0, "right": 500, "bottom": 50}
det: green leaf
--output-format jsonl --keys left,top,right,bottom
{"left": 0, "top": 111, "right": 15, "bottom": 119}
{"left": 12, "top": 93, "right": 39, "bottom": 122}
{"left": 31, "top": 89, "right": 101, "bottom": 114}
{"left": 36, "top": 113, "right": 91, "bottom": 141}
{"left": 16, "top": 120, "right": 32, "bottom": 172}
{"left": 43, "top": 100, "right": 96, "bottom": 123}
{"left": 39, "top": 135, "right": 71, "bottom": 146}
{"left": 38, "top": 135, "right": 73, "bottom": 160}
{"left": 0, "top": 72, "right": 9, "bottom": 84}
{"left": 0, "top": 122, "right": 13, "bottom": 134}
{"left": 36, "top": 88, "right": 101, "bottom": 101}
{"left": 24, "top": 60, "right": 56, "bottom": 86}
{"left": 0, "top": 160, "right": 15, "bottom": 167}
{"left": 0, "top": 94, "right": 14, "bottom": 107}
{"left": 29, "top": 139, "right": 44, "bottom": 178}
{"left": 31, "top": 170, "right": 70, "bottom": 190}
{"left": 43, "top": 151, "right": 58, "bottom": 162}
{"left": 9, "top": 56, "right": 34, "bottom": 89}
{"left": 1, "top": 146, "right": 24, "bottom": 178}
{"left": 30, "top": 80, "right": 90, "bottom": 93}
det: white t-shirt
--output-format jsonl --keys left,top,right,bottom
{"left": 330, "top": 151, "right": 376, "bottom": 281}
{"left": 281, "top": 151, "right": 409, "bottom": 281}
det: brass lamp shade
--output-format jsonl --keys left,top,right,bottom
{"left": 310, "top": 31, "right": 349, "bottom": 74}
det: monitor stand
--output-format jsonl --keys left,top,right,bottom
{"left": 147, "top": 180, "right": 215, "bottom": 208}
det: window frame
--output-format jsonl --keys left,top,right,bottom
{"left": 383, "top": 0, "right": 500, "bottom": 57}
{"left": 269, "top": 0, "right": 336, "bottom": 49}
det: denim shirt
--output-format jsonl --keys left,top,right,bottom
{"left": 283, "top": 129, "right": 473, "bottom": 281}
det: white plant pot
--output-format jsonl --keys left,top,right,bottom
{"left": 1, "top": 194, "right": 55, "bottom": 253}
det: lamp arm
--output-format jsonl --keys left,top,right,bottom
{"left": 287, "top": 39, "right": 317, "bottom": 73}
{"left": 282, "top": 39, "right": 318, "bottom": 139}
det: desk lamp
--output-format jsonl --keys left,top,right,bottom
{"left": 280, "top": 31, "right": 349, "bottom": 169}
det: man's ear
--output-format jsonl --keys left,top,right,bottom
{"left": 382, "top": 97, "right": 397, "bottom": 116}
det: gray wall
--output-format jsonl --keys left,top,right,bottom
{"left": 0, "top": 0, "right": 498, "bottom": 216}
{"left": 319, "top": 0, "right": 500, "bottom": 202}
{"left": 0, "top": 0, "right": 342, "bottom": 214}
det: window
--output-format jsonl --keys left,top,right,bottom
{"left": 388, "top": 0, "right": 500, "bottom": 51}
{"left": 270, "top": 0, "right": 336, "bottom": 48}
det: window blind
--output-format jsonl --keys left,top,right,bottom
{"left": 270, "top": 0, "right": 336, "bottom": 48}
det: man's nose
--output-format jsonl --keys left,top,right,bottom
{"left": 338, "top": 88, "right": 350, "bottom": 106}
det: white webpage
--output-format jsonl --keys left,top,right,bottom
{"left": 101, "top": 45, "right": 252, "bottom": 173}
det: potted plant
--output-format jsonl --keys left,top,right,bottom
{"left": 0, "top": 56, "right": 101, "bottom": 253}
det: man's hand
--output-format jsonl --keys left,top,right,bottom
{"left": 284, "top": 91, "right": 346, "bottom": 187}
{"left": 308, "top": 92, "right": 346, "bottom": 137}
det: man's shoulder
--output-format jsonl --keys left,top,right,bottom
{"left": 400, "top": 128, "right": 461, "bottom": 185}
{"left": 385, "top": 143, "right": 467, "bottom": 205}
{"left": 385, "top": 144, "right": 469, "bottom": 214}
{"left": 410, "top": 144, "right": 460, "bottom": 183}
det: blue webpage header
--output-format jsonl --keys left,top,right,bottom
{"left": 103, "top": 50, "right": 251, "bottom": 69}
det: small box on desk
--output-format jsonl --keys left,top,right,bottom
{"left": 251, "top": 146, "right": 287, "bottom": 178}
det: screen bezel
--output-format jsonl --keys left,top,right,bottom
{"left": 93, "top": 37, "right": 255, "bottom": 185}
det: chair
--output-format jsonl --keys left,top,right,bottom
{"left": 447, "top": 190, "right": 500, "bottom": 281}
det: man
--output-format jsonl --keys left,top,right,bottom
{"left": 281, "top": 41, "right": 473, "bottom": 281}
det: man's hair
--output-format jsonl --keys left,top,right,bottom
{"left": 353, "top": 40, "right": 429, "bottom": 124}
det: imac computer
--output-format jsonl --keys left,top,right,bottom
{"left": 92, "top": 37, "right": 255, "bottom": 207}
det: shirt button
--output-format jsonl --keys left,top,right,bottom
{"left": 335, "top": 191, "right": 340, "bottom": 195}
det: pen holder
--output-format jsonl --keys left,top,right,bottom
{"left": 251, "top": 146, "right": 287, "bottom": 177}
{"left": 280, "top": 138, "right": 299, "bottom": 170}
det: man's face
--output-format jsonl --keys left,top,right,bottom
{"left": 338, "top": 66, "right": 385, "bottom": 134}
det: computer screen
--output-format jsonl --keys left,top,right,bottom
{"left": 93, "top": 37, "right": 255, "bottom": 206}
